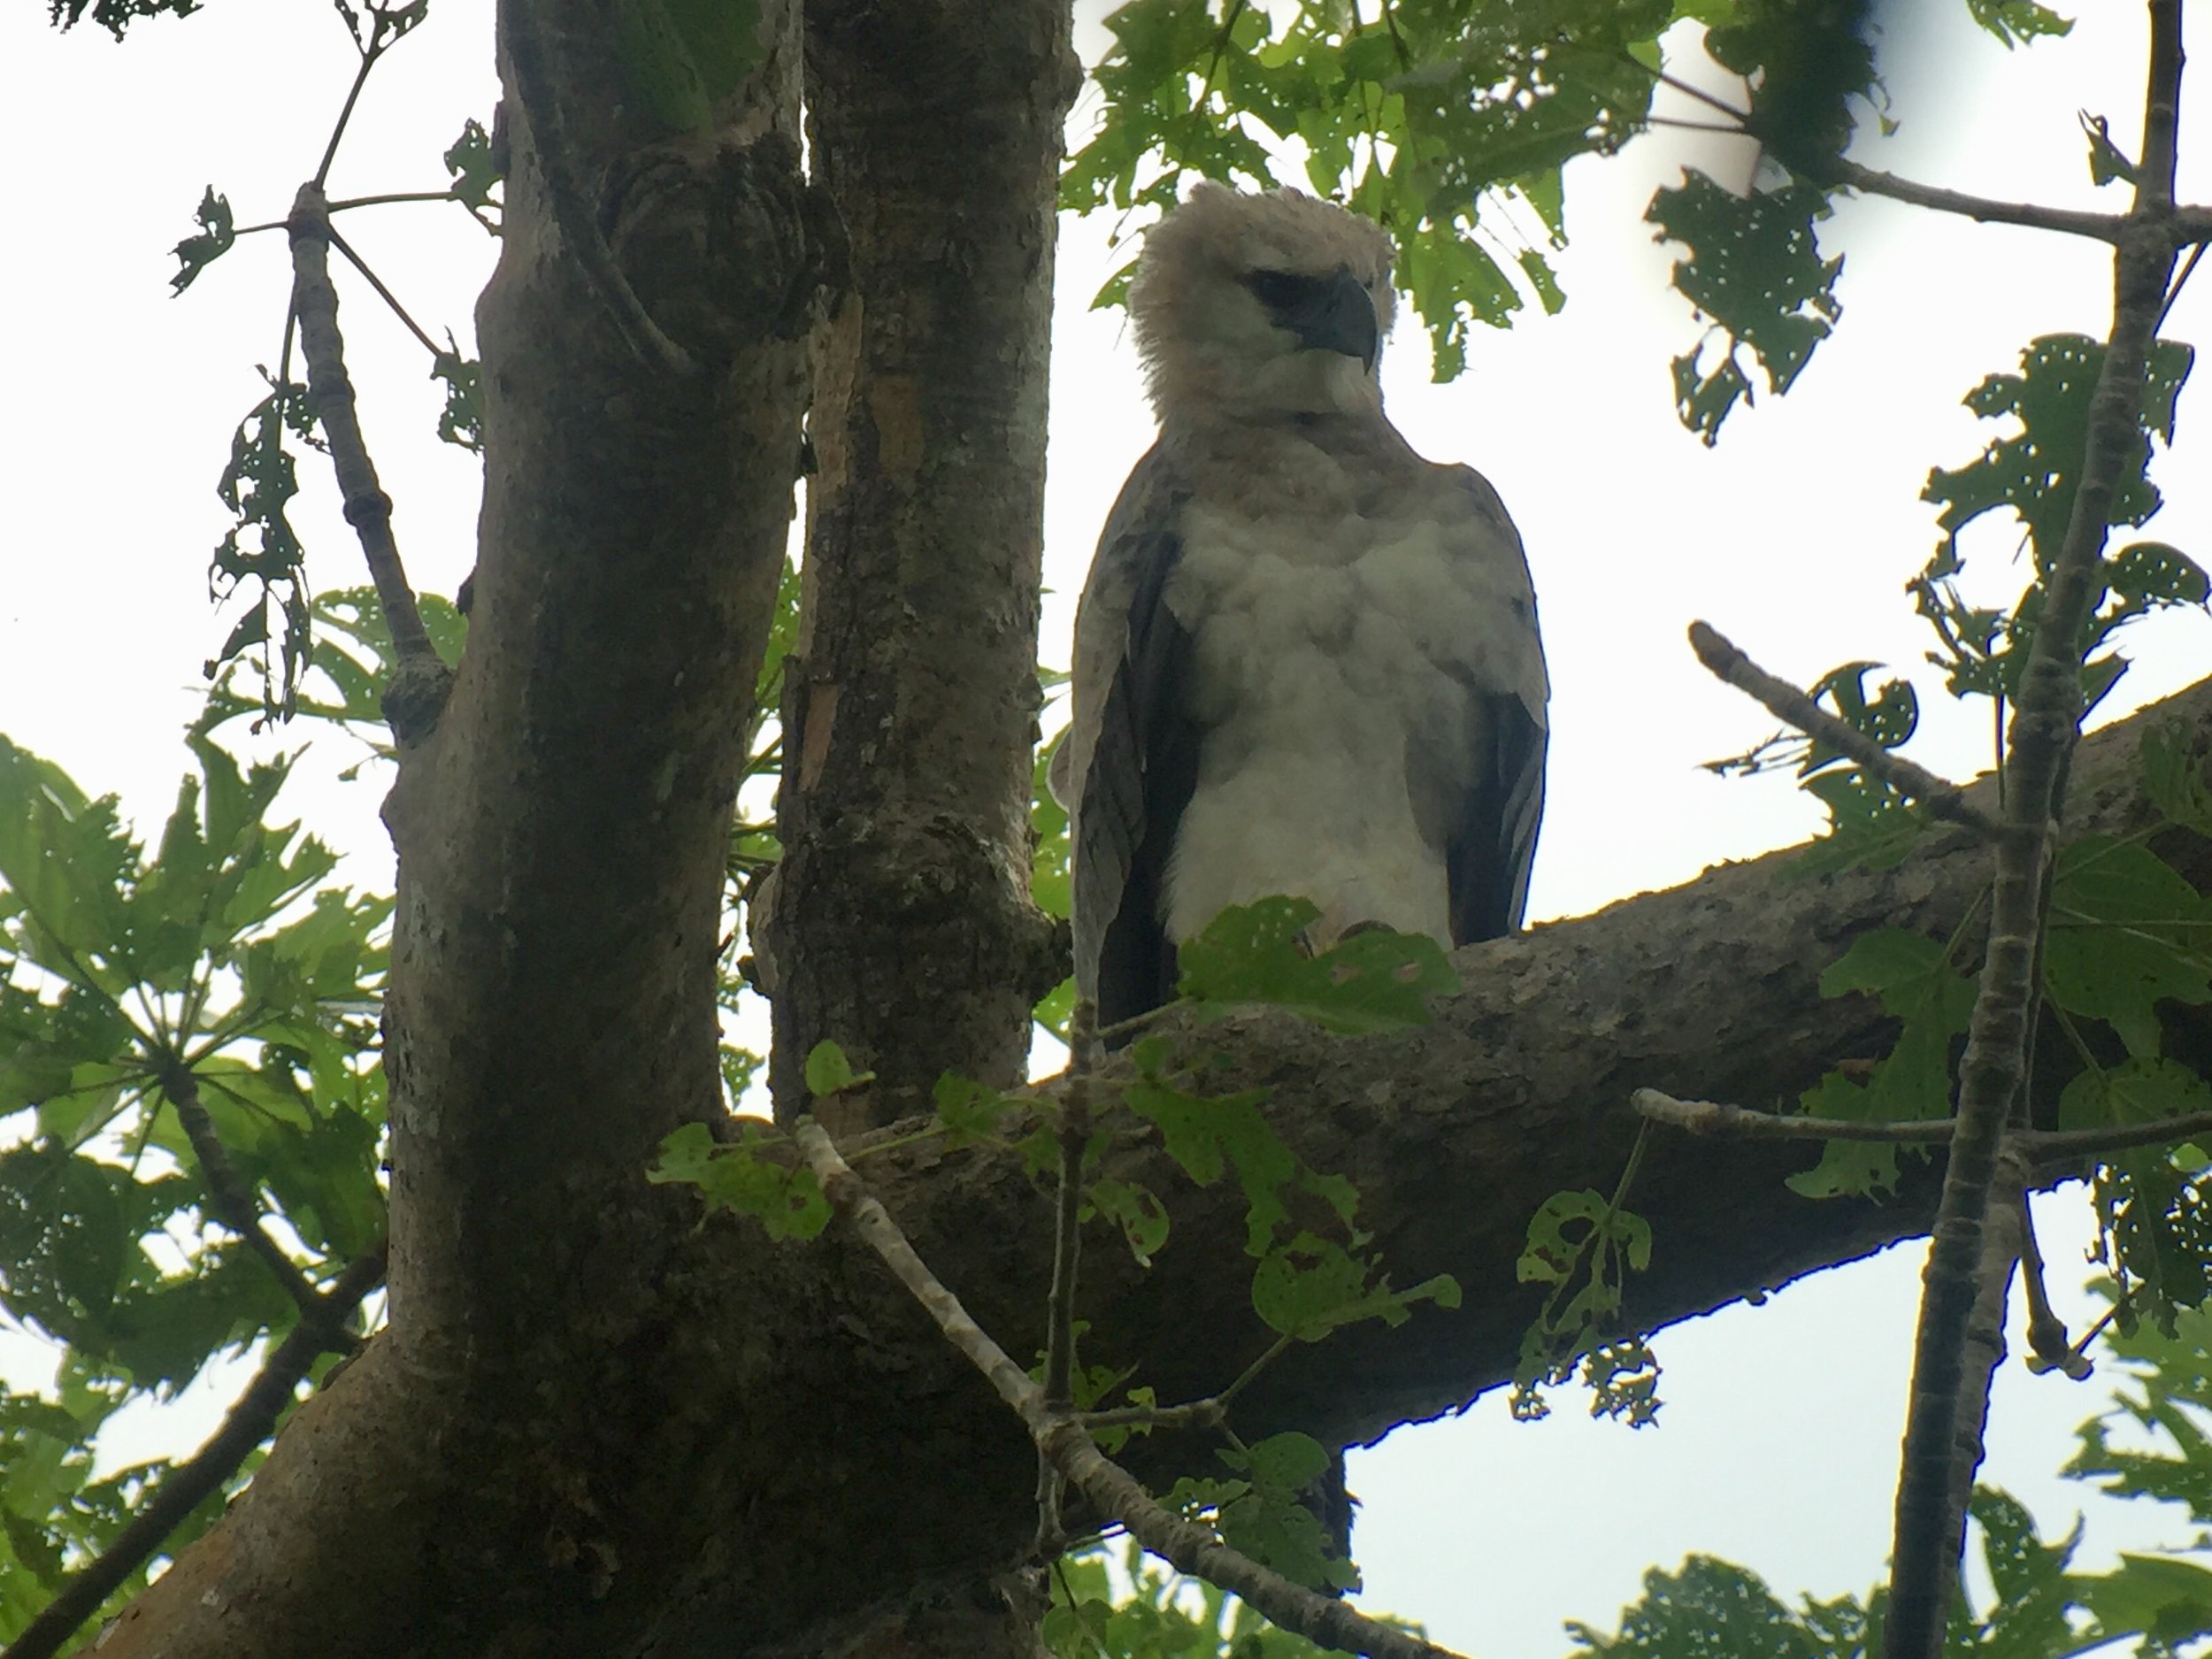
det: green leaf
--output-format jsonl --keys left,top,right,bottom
{"left": 1210, "top": 1432, "right": 1358, "bottom": 1594}
{"left": 0, "top": 737, "right": 138, "bottom": 988}
{"left": 1251, "top": 1233, "right": 1455, "bottom": 1340}
{"left": 1703, "top": 0, "right": 1878, "bottom": 167}
{"left": 649, "top": 1121, "right": 829, "bottom": 1241}
{"left": 933, "top": 1071, "right": 1023, "bottom": 1151}
{"left": 1789, "top": 930, "right": 1974, "bottom": 1201}
{"left": 2046, "top": 836, "right": 2212, "bottom": 1059}
{"left": 1563, "top": 1554, "right": 1869, "bottom": 1655}
{"left": 2078, "top": 1555, "right": 2212, "bottom": 1655}
{"left": 169, "top": 186, "right": 234, "bottom": 296}
{"left": 1176, "top": 898, "right": 1461, "bottom": 1033}
{"left": 1647, "top": 173, "right": 1842, "bottom": 444}
{"left": 1925, "top": 334, "right": 2193, "bottom": 583}
{"left": 0, "top": 1147, "right": 129, "bottom": 1340}
{"left": 803, "top": 1040, "right": 872, "bottom": 1098}
{"left": 208, "top": 380, "right": 314, "bottom": 718}
{"left": 2079, "top": 109, "right": 2136, "bottom": 184}
{"left": 1970, "top": 1, "right": 2074, "bottom": 49}
{"left": 1087, "top": 1178, "right": 1169, "bottom": 1267}
{"left": 2141, "top": 721, "right": 2212, "bottom": 837}
{"left": 430, "top": 349, "right": 483, "bottom": 453}
{"left": 442, "top": 117, "right": 503, "bottom": 229}
{"left": 1122, "top": 1079, "right": 1288, "bottom": 1251}
{"left": 2068, "top": 1294, "right": 2212, "bottom": 1522}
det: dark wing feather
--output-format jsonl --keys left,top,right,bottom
{"left": 1445, "top": 468, "right": 1549, "bottom": 944}
{"left": 1448, "top": 698, "right": 1547, "bottom": 943}
{"left": 1069, "top": 446, "right": 1200, "bottom": 1029}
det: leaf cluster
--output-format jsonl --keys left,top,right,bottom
{"left": 1064, "top": 0, "right": 1692, "bottom": 377}
{"left": 0, "top": 696, "right": 389, "bottom": 1634}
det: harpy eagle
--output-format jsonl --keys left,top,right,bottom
{"left": 1053, "top": 183, "right": 1549, "bottom": 1029}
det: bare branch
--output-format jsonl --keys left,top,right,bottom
{"left": 1880, "top": 10, "right": 2189, "bottom": 1654}
{"left": 2019, "top": 1110, "right": 2212, "bottom": 1163}
{"left": 3, "top": 1246, "right": 386, "bottom": 1659}
{"left": 1632, "top": 1087, "right": 1955, "bottom": 1144}
{"left": 1825, "top": 157, "right": 2127, "bottom": 242}
{"left": 2014, "top": 1189, "right": 2092, "bottom": 1379}
{"left": 793, "top": 1120, "right": 1461, "bottom": 1659}
{"left": 157, "top": 1060, "right": 326, "bottom": 1317}
{"left": 1635, "top": 1089, "right": 2212, "bottom": 1166}
{"left": 1080, "top": 1400, "right": 1228, "bottom": 1432}
{"left": 323, "top": 226, "right": 444, "bottom": 361}
{"left": 286, "top": 182, "right": 450, "bottom": 740}
{"left": 1687, "top": 622, "right": 2001, "bottom": 839}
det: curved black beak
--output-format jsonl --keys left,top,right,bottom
{"left": 1245, "top": 265, "right": 1379, "bottom": 370}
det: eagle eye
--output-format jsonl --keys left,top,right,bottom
{"left": 1242, "top": 269, "right": 1311, "bottom": 310}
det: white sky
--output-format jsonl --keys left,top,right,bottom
{"left": 2, "top": 1, "right": 2209, "bottom": 1654}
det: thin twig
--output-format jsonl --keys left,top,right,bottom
{"left": 1632, "top": 1088, "right": 1956, "bottom": 1144}
{"left": 312, "top": 36, "right": 380, "bottom": 188}
{"left": 155, "top": 1060, "right": 325, "bottom": 1317}
{"left": 1687, "top": 623, "right": 2001, "bottom": 839}
{"left": 2015, "top": 1190, "right": 2090, "bottom": 1379}
{"left": 2158, "top": 241, "right": 2205, "bottom": 333}
{"left": 793, "top": 1121, "right": 1461, "bottom": 1659}
{"left": 325, "top": 225, "right": 445, "bottom": 360}
{"left": 1633, "top": 1088, "right": 2212, "bottom": 1164}
{"left": 1642, "top": 62, "right": 1751, "bottom": 123}
{"left": 1880, "top": 10, "right": 2188, "bottom": 1654}
{"left": 1080, "top": 1399, "right": 1228, "bottom": 1432}
{"left": 1824, "top": 157, "right": 2127, "bottom": 242}
{"left": 2017, "top": 1110, "right": 2212, "bottom": 1163}
{"left": 496, "top": 0, "right": 700, "bottom": 379}
{"left": 3, "top": 1245, "right": 386, "bottom": 1659}
{"left": 286, "top": 181, "right": 449, "bottom": 735}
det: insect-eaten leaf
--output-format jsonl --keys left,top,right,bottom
{"left": 170, "top": 187, "right": 234, "bottom": 296}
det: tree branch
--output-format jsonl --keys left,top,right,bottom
{"left": 1632, "top": 1087, "right": 1955, "bottom": 1143}
{"left": 1824, "top": 157, "right": 2128, "bottom": 241}
{"left": 794, "top": 1120, "right": 1461, "bottom": 1659}
{"left": 1633, "top": 1088, "right": 2212, "bottom": 1163}
{"left": 156, "top": 1060, "right": 327, "bottom": 1317}
{"left": 1880, "top": 9, "right": 2189, "bottom": 1653}
{"left": 286, "top": 181, "right": 449, "bottom": 741}
{"left": 2, "top": 1246, "right": 386, "bottom": 1659}
{"left": 1687, "top": 622, "right": 2001, "bottom": 838}
{"left": 2015, "top": 1188, "right": 2091, "bottom": 1379}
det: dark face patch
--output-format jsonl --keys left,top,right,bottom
{"left": 1242, "top": 265, "right": 1379, "bottom": 369}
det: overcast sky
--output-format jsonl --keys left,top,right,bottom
{"left": 2, "top": 1, "right": 2208, "bottom": 1653}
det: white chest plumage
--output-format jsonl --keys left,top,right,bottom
{"left": 1157, "top": 488, "right": 1528, "bottom": 948}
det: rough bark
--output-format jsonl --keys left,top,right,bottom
{"left": 91, "top": 666, "right": 2212, "bottom": 1658}
{"left": 759, "top": 0, "right": 1078, "bottom": 1128}
{"left": 94, "top": 0, "right": 823, "bottom": 1652}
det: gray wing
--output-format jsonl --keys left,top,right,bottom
{"left": 1444, "top": 466, "right": 1549, "bottom": 944}
{"left": 1062, "top": 445, "right": 1199, "bottom": 1028}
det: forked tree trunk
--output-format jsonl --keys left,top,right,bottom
{"left": 761, "top": 0, "right": 1078, "bottom": 1129}
{"left": 69, "top": 0, "right": 2212, "bottom": 1651}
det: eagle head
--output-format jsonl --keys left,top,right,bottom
{"left": 1130, "top": 181, "right": 1398, "bottom": 422}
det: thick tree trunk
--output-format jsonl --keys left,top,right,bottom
{"left": 92, "top": 667, "right": 2212, "bottom": 1657}
{"left": 760, "top": 0, "right": 1078, "bottom": 1128}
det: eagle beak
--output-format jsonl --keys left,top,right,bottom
{"left": 1249, "top": 265, "right": 1379, "bottom": 370}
